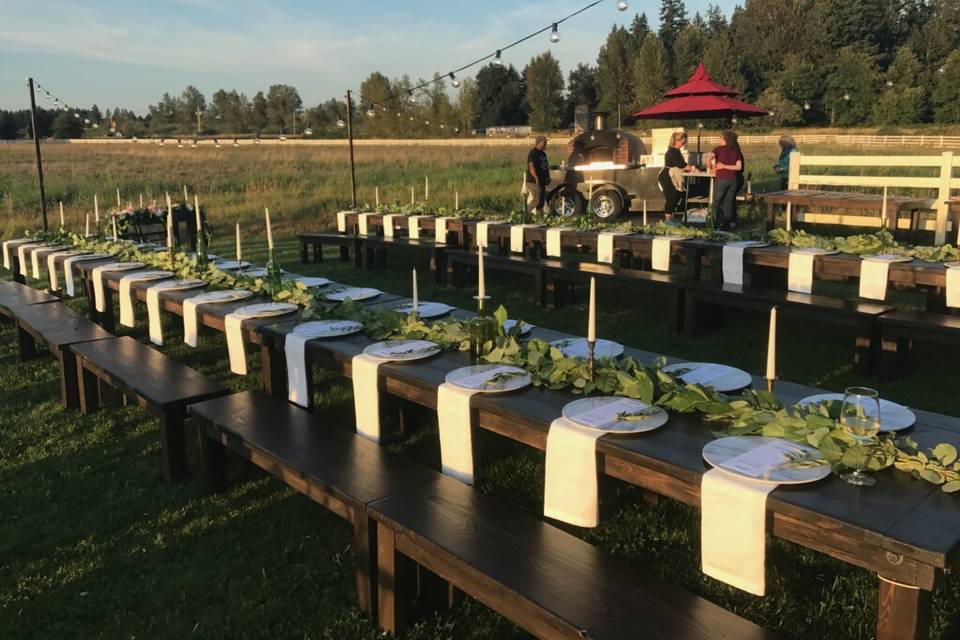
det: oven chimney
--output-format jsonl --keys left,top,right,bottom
{"left": 592, "top": 111, "right": 609, "bottom": 131}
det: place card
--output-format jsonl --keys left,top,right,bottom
{"left": 452, "top": 365, "right": 521, "bottom": 390}
{"left": 720, "top": 440, "right": 800, "bottom": 479}
{"left": 572, "top": 397, "right": 644, "bottom": 429}
{"left": 675, "top": 363, "right": 730, "bottom": 386}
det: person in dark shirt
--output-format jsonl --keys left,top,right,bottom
{"left": 657, "top": 131, "right": 695, "bottom": 221}
{"left": 773, "top": 135, "right": 797, "bottom": 191}
{"left": 707, "top": 129, "right": 744, "bottom": 231}
{"left": 526, "top": 135, "right": 550, "bottom": 214}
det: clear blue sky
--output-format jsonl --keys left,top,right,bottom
{"left": 1, "top": 0, "right": 736, "bottom": 113}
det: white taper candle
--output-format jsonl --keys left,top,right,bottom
{"left": 412, "top": 267, "right": 418, "bottom": 313}
{"left": 85, "top": 214, "right": 90, "bottom": 237}
{"left": 112, "top": 215, "right": 118, "bottom": 242}
{"left": 236, "top": 222, "right": 242, "bottom": 262}
{"left": 94, "top": 194, "right": 99, "bottom": 223}
{"left": 116, "top": 188, "right": 121, "bottom": 208}
{"left": 265, "top": 208, "right": 274, "bottom": 251}
{"left": 478, "top": 245, "right": 485, "bottom": 299}
{"left": 59, "top": 201, "right": 65, "bottom": 227}
{"left": 165, "top": 193, "right": 173, "bottom": 249}
{"left": 194, "top": 195, "right": 202, "bottom": 233}
{"left": 766, "top": 306, "right": 777, "bottom": 381}
{"left": 588, "top": 277, "right": 596, "bottom": 343}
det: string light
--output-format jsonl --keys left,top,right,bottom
{"left": 617, "top": 1, "right": 629, "bottom": 10}
{"left": 550, "top": 24, "right": 561, "bottom": 43}
{"left": 493, "top": 50, "right": 504, "bottom": 66}
{"left": 803, "top": 101, "right": 811, "bottom": 110}
{"left": 336, "top": 119, "right": 346, "bottom": 128}
{"left": 449, "top": 72, "right": 461, "bottom": 88}
{"left": 366, "top": 104, "right": 376, "bottom": 117}
{"left": 842, "top": 93, "right": 851, "bottom": 101}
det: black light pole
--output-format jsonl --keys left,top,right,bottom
{"left": 345, "top": 89, "right": 357, "bottom": 208}
{"left": 27, "top": 78, "right": 49, "bottom": 231}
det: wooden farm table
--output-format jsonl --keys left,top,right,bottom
{"left": 339, "top": 212, "right": 469, "bottom": 248}
{"left": 256, "top": 304, "right": 960, "bottom": 640}
{"left": 761, "top": 190, "right": 932, "bottom": 233}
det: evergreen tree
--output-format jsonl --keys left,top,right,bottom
{"left": 52, "top": 111, "right": 84, "bottom": 139}
{"left": 455, "top": 78, "right": 479, "bottom": 133}
{"left": 658, "top": 0, "right": 688, "bottom": 47}
{"left": 566, "top": 63, "right": 599, "bottom": 126}
{"left": 524, "top": 52, "right": 565, "bottom": 132}
{"left": 824, "top": 47, "right": 879, "bottom": 126}
{"left": 819, "top": 0, "right": 896, "bottom": 60}
{"left": 632, "top": 33, "right": 670, "bottom": 111}
{"left": 772, "top": 54, "right": 825, "bottom": 123}
{"left": 872, "top": 47, "right": 926, "bottom": 125}
{"left": 358, "top": 72, "right": 398, "bottom": 137}
{"left": 705, "top": 4, "right": 727, "bottom": 38}
{"left": 475, "top": 63, "right": 525, "bottom": 128}
{"left": 672, "top": 24, "right": 706, "bottom": 81}
{"left": 932, "top": 50, "right": 960, "bottom": 123}
{"left": 596, "top": 25, "right": 634, "bottom": 124}
{"left": 251, "top": 91, "right": 268, "bottom": 133}
{"left": 629, "top": 13, "right": 650, "bottom": 49}
{"left": 265, "top": 84, "right": 302, "bottom": 134}
{"left": 179, "top": 86, "right": 206, "bottom": 133}
{"left": 757, "top": 88, "right": 803, "bottom": 127}
{"left": 703, "top": 32, "right": 746, "bottom": 94}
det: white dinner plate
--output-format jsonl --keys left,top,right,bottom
{"left": 236, "top": 267, "right": 269, "bottom": 278}
{"left": 862, "top": 254, "right": 913, "bottom": 264}
{"left": 233, "top": 302, "right": 299, "bottom": 319}
{"left": 98, "top": 261, "right": 146, "bottom": 272}
{"left": 662, "top": 362, "right": 752, "bottom": 393}
{"left": 502, "top": 319, "right": 534, "bottom": 335}
{"left": 294, "top": 276, "right": 332, "bottom": 288}
{"left": 213, "top": 260, "right": 251, "bottom": 270}
{"left": 703, "top": 436, "right": 832, "bottom": 485}
{"left": 151, "top": 279, "right": 207, "bottom": 292}
{"left": 326, "top": 287, "right": 381, "bottom": 302}
{"left": 363, "top": 339, "right": 441, "bottom": 361}
{"left": 391, "top": 301, "right": 453, "bottom": 319}
{"left": 791, "top": 247, "right": 839, "bottom": 256}
{"left": 550, "top": 337, "right": 624, "bottom": 359}
{"left": 796, "top": 393, "right": 915, "bottom": 432}
{"left": 444, "top": 364, "right": 531, "bottom": 393}
{"left": 562, "top": 396, "right": 668, "bottom": 434}
{"left": 189, "top": 289, "right": 255, "bottom": 304}
{"left": 292, "top": 319, "right": 364, "bottom": 339}
{"left": 124, "top": 270, "right": 174, "bottom": 282}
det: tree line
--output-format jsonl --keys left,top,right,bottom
{"left": 3, "top": 0, "right": 960, "bottom": 140}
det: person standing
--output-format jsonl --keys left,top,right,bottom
{"left": 525, "top": 135, "right": 550, "bottom": 214}
{"left": 707, "top": 129, "right": 744, "bottom": 231}
{"left": 773, "top": 135, "right": 798, "bottom": 191}
{"left": 658, "top": 131, "right": 695, "bottom": 221}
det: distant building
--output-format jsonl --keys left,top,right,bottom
{"left": 485, "top": 125, "right": 533, "bottom": 137}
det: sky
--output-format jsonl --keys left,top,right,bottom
{"left": 0, "top": 0, "right": 735, "bottom": 114}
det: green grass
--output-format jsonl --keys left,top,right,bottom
{"left": 2, "top": 236, "right": 960, "bottom": 639}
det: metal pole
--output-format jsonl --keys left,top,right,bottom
{"left": 346, "top": 90, "right": 357, "bottom": 208}
{"left": 27, "top": 78, "right": 48, "bottom": 231}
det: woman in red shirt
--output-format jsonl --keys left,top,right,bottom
{"left": 707, "top": 129, "right": 743, "bottom": 231}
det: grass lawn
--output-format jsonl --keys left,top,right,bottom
{"left": 2, "top": 235, "right": 960, "bottom": 639}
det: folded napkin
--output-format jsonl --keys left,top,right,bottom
{"left": 382, "top": 214, "right": 399, "bottom": 238}
{"left": 31, "top": 245, "right": 55, "bottom": 280}
{"left": 119, "top": 272, "right": 169, "bottom": 327}
{"left": 651, "top": 237, "right": 675, "bottom": 272}
{"left": 948, "top": 267, "right": 960, "bottom": 309}
{"left": 284, "top": 333, "right": 313, "bottom": 408}
{"left": 47, "top": 251, "right": 76, "bottom": 292}
{"left": 722, "top": 244, "right": 748, "bottom": 285}
{"left": 859, "top": 258, "right": 892, "bottom": 300}
{"left": 63, "top": 255, "right": 98, "bottom": 297}
{"left": 91, "top": 265, "right": 119, "bottom": 312}
{"left": 509, "top": 225, "right": 527, "bottom": 254}
{"left": 182, "top": 295, "right": 207, "bottom": 347}
{"left": 17, "top": 243, "right": 33, "bottom": 277}
{"left": 2, "top": 239, "right": 27, "bottom": 270}
{"left": 787, "top": 251, "right": 816, "bottom": 293}
{"left": 701, "top": 469, "right": 775, "bottom": 596}
{"left": 357, "top": 213, "right": 371, "bottom": 236}
{"left": 543, "top": 417, "right": 605, "bottom": 527}
{"left": 351, "top": 354, "right": 383, "bottom": 441}
{"left": 408, "top": 215, "right": 428, "bottom": 240}
{"left": 436, "top": 382, "right": 478, "bottom": 484}
{"left": 476, "top": 221, "right": 492, "bottom": 248}
{"left": 224, "top": 312, "right": 249, "bottom": 375}
{"left": 146, "top": 282, "right": 181, "bottom": 345}
{"left": 546, "top": 228, "right": 566, "bottom": 257}
{"left": 435, "top": 217, "right": 451, "bottom": 244}
{"left": 597, "top": 232, "right": 622, "bottom": 264}
{"left": 336, "top": 211, "right": 348, "bottom": 232}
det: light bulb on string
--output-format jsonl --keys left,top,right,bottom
{"left": 336, "top": 119, "right": 346, "bottom": 128}
{"left": 939, "top": 67, "right": 946, "bottom": 73}
{"left": 493, "top": 50, "right": 503, "bottom": 66}
{"left": 886, "top": 80, "right": 894, "bottom": 87}
{"left": 92, "top": 123, "right": 99, "bottom": 129}
{"left": 366, "top": 104, "right": 376, "bottom": 117}
{"left": 425, "top": 120, "right": 430, "bottom": 125}
{"left": 617, "top": 1, "right": 629, "bottom": 11}
{"left": 803, "top": 101, "right": 811, "bottom": 111}
{"left": 407, "top": 91, "right": 417, "bottom": 105}
{"left": 74, "top": 112, "right": 80, "bottom": 118}
{"left": 304, "top": 128, "right": 313, "bottom": 135}
{"left": 449, "top": 72, "right": 461, "bottom": 89}
{"left": 83, "top": 118, "right": 90, "bottom": 124}
{"left": 842, "top": 93, "right": 851, "bottom": 101}
{"left": 550, "top": 23, "right": 560, "bottom": 43}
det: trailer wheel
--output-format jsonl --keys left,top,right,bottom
{"left": 549, "top": 189, "right": 584, "bottom": 218}
{"left": 591, "top": 190, "right": 624, "bottom": 220}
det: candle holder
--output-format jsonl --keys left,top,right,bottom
{"left": 587, "top": 339, "right": 596, "bottom": 381}
{"left": 765, "top": 377, "right": 776, "bottom": 393}
{"left": 469, "top": 295, "right": 496, "bottom": 362}
{"left": 195, "top": 225, "right": 209, "bottom": 270}
{"left": 266, "top": 248, "right": 283, "bottom": 295}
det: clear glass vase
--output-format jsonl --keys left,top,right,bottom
{"left": 469, "top": 301, "right": 497, "bottom": 362}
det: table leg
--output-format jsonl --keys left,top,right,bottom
{"left": 313, "top": 243, "right": 322, "bottom": 262}
{"left": 159, "top": 405, "right": 188, "bottom": 482}
{"left": 76, "top": 359, "right": 100, "bottom": 415}
{"left": 259, "top": 344, "right": 286, "bottom": 398}
{"left": 876, "top": 576, "right": 931, "bottom": 640}
{"left": 352, "top": 510, "right": 377, "bottom": 617}
{"left": 377, "top": 523, "right": 413, "bottom": 635}
{"left": 16, "top": 325, "right": 37, "bottom": 362}
{"left": 58, "top": 348, "right": 81, "bottom": 410}
{"left": 197, "top": 420, "right": 227, "bottom": 494}
{"left": 299, "top": 240, "right": 308, "bottom": 264}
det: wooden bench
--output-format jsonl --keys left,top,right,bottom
{"left": 685, "top": 281, "right": 895, "bottom": 374}
{"left": 12, "top": 301, "right": 114, "bottom": 409}
{"left": 356, "top": 236, "right": 448, "bottom": 281}
{"left": 297, "top": 232, "right": 362, "bottom": 266}
{"left": 880, "top": 310, "right": 960, "bottom": 381}
{"left": 0, "top": 280, "right": 58, "bottom": 320}
{"left": 188, "top": 390, "right": 440, "bottom": 618}
{"left": 542, "top": 260, "right": 689, "bottom": 332}
{"left": 72, "top": 336, "right": 229, "bottom": 481}
{"left": 761, "top": 190, "right": 930, "bottom": 235}
{"left": 370, "top": 467, "right": 778, "bottom": 639}
{"left": 446, "top": 249, "right": 546, "bottom": 303}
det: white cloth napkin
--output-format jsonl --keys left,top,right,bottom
{"left": 91, "top": 265, "right": 118, "bottom": 312}
{"left": 859, "top": 258, "right": 892, "bottom": 300}
{"left": 382, "top": 214, "right": 399, "bottom": 238}
{"left": 182, "top": 295, "right": 207, "bottom": 347}
{"left": 285, "top": 333, "right": 313, "bottom": 407}
{"left": 351, "top": 354, "right": 383, "bottom": 441}
{"left": 146, "top": 282, "right": 183, "bottom": 345}
{"left": 651, "top": 237, "right": 675, "bottom": 272}
{"left": 17, "top": 243, "right": 33, "bottom": 277}
{"left": 509, "top": 225, "right": 527, "bottom": 254}
{"left": 787, "top": 251, "right": 816, "bottom": 293}
{"left": 224, "top": 312, "right": 249, "bottom": 375}
{"left": 543, "top": 417, "right": 605, "bottom": 527}
{"left": 436, "top": 382, "right": 478, "bottom": 485}
{"left": 119, "top": 272, "right": 168, "bottom": 327}
{"left": 722, "top": 244, "right": 748, "bottom": 285}
{"left": 701, "top": 469, "right": 775, "bottom": 596}
{"left": 435, "top": 217, "right": 451, "bottom": 244}
{"left": 2, "top": 239, "right": 27, "bottom": 270}
{"left": 597, "top": 232, "right": 621, "bottom": 264}
{"left": 336, "top": 211, "right": 348, "bottom": 232}
{"left": 47, "top": 251, "right": 75, "bottom": 292}
{"left": 30, "top": 245, "right": 55, "bottom": 280}
{"left": 63, "top": 255, "right": 96, "bottom": 297}
{"left": 408, "top": 215, "right": 427, "bottom": 240}
{"left": 476, "top": 221, "right": 492, "bottom": 248}
{"left": 947, "top": 267, "right": 960, "bottom": 308}
{"left": 357, "top": 213, "right": 371, "bottom": 236}
{"left": 546, "top": 228, "right": 566, "bottom": 257}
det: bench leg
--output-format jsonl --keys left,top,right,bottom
{"left": 353, "top": 510, "right": 378, "bottom": 618}
{"left": 16, "top": 325, "right": 37, "bottom": 362}
{"left": 260, "top": 345, "right": 286, "bottom": 398}
{"left": 76, "top": 359, "right": 100, "bottom": 415}
{"left": 299, "top": 240, "right": 308, "bottom": 264}
{"left": 159, "top": 406, "right": 189, "bottom": 482}
{"left": 667, "top": 289, "right": 684, "bottom": 334}
{"left": 377, "top": 523, "right": 414, "bottom": 635}
{"left": 876, "top": 577, "right": 931, "bottom": 640}
{"left": 353, "top": 240, "right": 363, "bottom": 269}
{"left": 534, "top": 268, "right": 546, "bottom": 307}
{"left": 431, "top": 249, "right": 446, "bottom": 285}
{"left": 314, "top": 243, "right": 322, "bottom": 262}
{"left": 339, "top": 244, "right": 350, "bottom": 262}
{"left": 197, "top": 420, "right": 227, "bottom": 493}
{"left": 376, "top": 248, "right": 387, "bottom": 269}
{"left": 854, "top": 316, "right": 879, "bottom": 376}
{"left": 58, "top": 348, "right": 81, "bottom": 410}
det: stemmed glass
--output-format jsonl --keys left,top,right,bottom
{"left": 839, "top": 386, "right": 882, "bottom": 486}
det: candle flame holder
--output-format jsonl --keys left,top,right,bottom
{"left": 587, "top": 339, "right": 596, "bottom": 381}
{"left": 766, "top": 377, "right": 776, "bottom": 393}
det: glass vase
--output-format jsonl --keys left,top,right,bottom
{"left": 469, "top": 300, "right": 497, "bottom": 362}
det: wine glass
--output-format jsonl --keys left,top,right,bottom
{"left": 839, "top": 386, "right": 882, "bottom": 486}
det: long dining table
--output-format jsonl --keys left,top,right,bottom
{"left": 69, "top": 254, "right": 960, "bottom": 640}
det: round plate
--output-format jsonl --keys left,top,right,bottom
{"left": 213, "top": 260, "right": 251, "bottom": 270}
{"left": 502, "top": 319, "right": 534, "bottom": 335}
{"left": 151, "top": 279, "right": 207, "bottom": 292}
{"left": 292, "top": 319, "right": 364, "bottom": 339}
{"left": 189, "top": 289, "right": 255, "bottom": 304}
{"left": 237, "top": 267, "right": 269, "bottom": 278}
{"left": 550, "top": 337, "right": 624, "bottom": 359}
{"left": 662, "top": 362, "right": 752, "bottom": 393}
{"left": 363, "top": 339, "right": 441, "bottom": 362}
{"left": 67, "top": 253, "right": 110, "bottom": 261}
{"left": 123, "top": 270, "right": 173, "bottom": 282}
{"left": 445, "top": 364, "right": 531, "bottom": 393}
{"left": 727, "top": 240, "right": 768, "bottom": 249}
{"left": 796, "top": 393, "right": 915, "bottom": 432}
{"left": 326, "top": 287, "right": 381, "bottom": 302}
{"left": 703, "top": 436, "right": 832, "bottom": 485}
{"left": 294, "top": 276, "right": 332, "bottom": 288}
{"left": 234, "top": 302, "right": 299, "bottom": 319}
{"left": 98, "top": 261, "right": 146, "bottom": 272}
{"left": 862, "top": 253, "right": 913, "bottom": 264}
{"left": 187, "top": 252, "right": 220, "bottom": 260}
{"left": 944, "top": 262, "right": 960, "bottom": 269}
{"left": 562, "top": 396, "right": 668, "bottom": 434}
{"left": 792, "top": 247, "right": 839, "bottom": 256}
{"left": 392, "top": 301, "right": 453, "bottom": 319}
{"left": 56, "top": 250, "right": 93, "bottom": 258}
